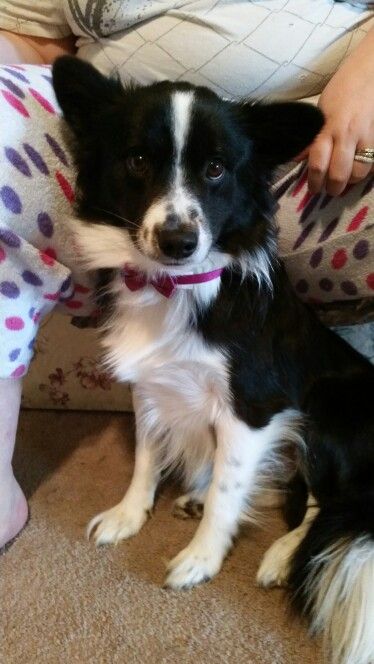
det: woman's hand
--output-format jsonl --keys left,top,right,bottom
{"left": 298, "top": 26, "right": 374, "bottom": 196}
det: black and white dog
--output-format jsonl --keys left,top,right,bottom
{"left": 53, "top": 57, "right": 374, "bottom": 664}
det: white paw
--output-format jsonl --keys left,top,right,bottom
{"left": 165, "top": 543, "right": 223, "bottom": 590}
{"left": 172, "top": 494, "right": 204, "bottom": 520}
{"left": 87, "top": 500, "right": 149, "bottom": 546}
{"left": 257, "top": 532, "right": 297, "bottom": 588}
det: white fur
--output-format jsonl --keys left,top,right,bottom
{"left": 257, "top": 506, "right": 319, "bottom": 588}
{"left": 235, "top": 245, "right": 276, "bottom": 291}
{"left": 165, "top": 409, "right": 304, "bottom": 589}
{"left": 305, "top": 536, "right": 374, "bottom": 664}
{"left": 87, "top": 425, "right": 159, "bottom": 545}
{"left": 172, "top": 91, "right": 193, "bottom": 163}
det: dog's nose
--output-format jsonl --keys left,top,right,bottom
{"left": 157, "top": 228, "right": 198, "bottom": 259}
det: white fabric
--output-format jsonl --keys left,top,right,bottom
{"left": 0, "top": 0, "right": 70, "bottom": 38}
{"left": 0, "top": 1, "right": 372, "bottom": 99}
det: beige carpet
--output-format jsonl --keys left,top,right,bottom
{"left": 1, "top": 411, "right": 323, "bottom": 664}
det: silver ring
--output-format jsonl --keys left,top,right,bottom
{"left": 354, "top": 148, "right": 374, "bottom": 164}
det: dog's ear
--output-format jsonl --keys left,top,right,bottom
{"left": 239, "top": 101, "right": 324, "bottom": 166}
{"left": 52, "top": 56, "right": 122, "bottom": 138}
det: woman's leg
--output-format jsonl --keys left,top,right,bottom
{"left": 276, "top": 163, "right": 374, "bottom": 305}
{"left": 0, "top": 377, "right": 27, "bottom": 548}
{"left": 0, "top": 63, "right": 80, "bottom": 548}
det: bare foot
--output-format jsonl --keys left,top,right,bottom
{"left": 0, "top": 475, "right": 29, "bottom": 550}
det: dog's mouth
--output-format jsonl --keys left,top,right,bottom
{"left": 142, "top": 250, "right": 207, "bottom": 271}
{"left": 133, "top": 226, "right": 213, "bottom": 271}
{"left": 154, "top": 256, "right": 197, "bottom": 267}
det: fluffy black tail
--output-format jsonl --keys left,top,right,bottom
{"left": 288, "top": 495, "right": 374, "bottom": 664}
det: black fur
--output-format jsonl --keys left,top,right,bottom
{"left": 282, "top": 471, "right": 309, "bottom": 531}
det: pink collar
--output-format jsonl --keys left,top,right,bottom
{"left": 121, "top": 264, "right": 224, "bottom": 298}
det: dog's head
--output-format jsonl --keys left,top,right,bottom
{"left": 53, "top": 57, "right": 323, "bottom": 271}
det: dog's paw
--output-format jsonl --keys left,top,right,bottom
{"left": 164, "top": 543, "right": 223, "bottom": 590}
{"left": 256, "top": 532, "right": 296, "bottom": 588}
{"left": 172, "top": 494, "right": 204, "bottom": 520}
{"left": 87, "top": 500, "right": 149, "bottom": 546}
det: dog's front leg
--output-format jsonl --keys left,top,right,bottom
{"left": 165, "top": 413, "right": 273, "bottom": 589}
{"left": 88, "top": 391, "right": 161, "bottom": 546}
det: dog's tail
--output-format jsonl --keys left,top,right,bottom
{"left": 288, "top": 494, "right": 374, "bottom": 664}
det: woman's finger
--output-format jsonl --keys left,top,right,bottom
{"left": 326, "top": 136, "right": 356, "bottom": 196}
{"left": 307, "top": 133, "right": 333, "bottom": 193}
{"left": 325, "top": 137, "right": 356, "bottom": 196}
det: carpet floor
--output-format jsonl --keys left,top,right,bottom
{"left": 1, "top": 410, "right": 323, "bottom": 663}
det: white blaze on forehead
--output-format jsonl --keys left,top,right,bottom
{"left": 140, "top": 89, "right": 212, "bottom": 263}
{"left": 171, "top": 90, "right": 194, "bottom": 171}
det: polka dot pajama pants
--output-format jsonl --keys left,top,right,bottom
{"left": 0, "top": 64, "right": 373, "bottom": 380}
{"left": 276, "top": 164, "right": 374, "bottom": 304}
{"left": 0, "top": 64, "right": 93, "bottom": 380}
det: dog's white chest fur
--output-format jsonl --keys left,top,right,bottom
{"left": 71, "top": 218, "right": 230, "bottom": 425}
{"left": 103, "top": 275, "right": 228, "bottom": 405}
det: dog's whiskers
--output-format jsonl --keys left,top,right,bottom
{"left": 93, "top": 206, "right": 141, "bottom": 229}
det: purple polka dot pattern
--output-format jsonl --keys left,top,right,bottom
{"left": 0, "top": 186, "right": 22, "bottom": 214}
{"left": 0, "top": 281, "right": 20, "bottom": 298}
{"left": 274, "top": 166, "right": 303, "bottom": 200}
{"left": 0, "top": 77, "right": 25, "bottom": 98}
{"left": 353, "top": 239, "right": 369, "bottom": 260}
{"left": 341, "top": 280, "right": 357, "bottom": 296}
{"left": 45, "top": 133, "right": 68, "bottom": 166}
{"left": 0, "top": 227, "right": 21, "bottom": 247}
{"left": 42, "top": 75, "right": 53, "bottom": 85}
{"left": 28, "top": 338, "right": 36, "bottom": 351}
{"left": 293, "top": 222, "right": 315, "bottom": 251}
{"left": 299, "top": 194, "right": 321, "bottom": 224}
{"left": 22, "top": 270, "right": 43, "bottom": 286}
{"left": 5, "top": 147, "right": 31, "bottom": 177}
{"left": 318, "top": 217, "right": 340, "bottom": 243}
{"left": 320, "top": 194, "right": 333, "bottom": 210}
{"left": 60, "top": 275, "right": 72, "bottom": 292}
{"left": 295, "top": 279, "right": 309, "bottom": 294}
{"left": 23, "top": 143, "right": 49, "bottom": 175}
{"left": 310, "top": 247, "right": 323, "bottom": 269}
{"left": 3, "top": 67, "right": 29, "bottom": 83}
{"left": 29, "top": 307, "right": 36, "bottom": 320}
{"left": 319, "top": 278, "right": 333, "bottom": 292}
{"left": 9, "top": 348, "right": 21, "bottom": 361}
{"left": 37, "top": 212, "right": 54, "bottom": 238}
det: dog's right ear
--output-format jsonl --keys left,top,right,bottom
{"left": 238, "top": 100, "right": 324, "bottom": 167}
{"left": 52, "top": 56, "right": 123, "bottom": 138}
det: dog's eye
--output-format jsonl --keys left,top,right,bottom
{"left": 126, "top": 154, "right": 150, "bottom": 177}
{"left": 205, "top": 159, "right": 225, "bottom": 181}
